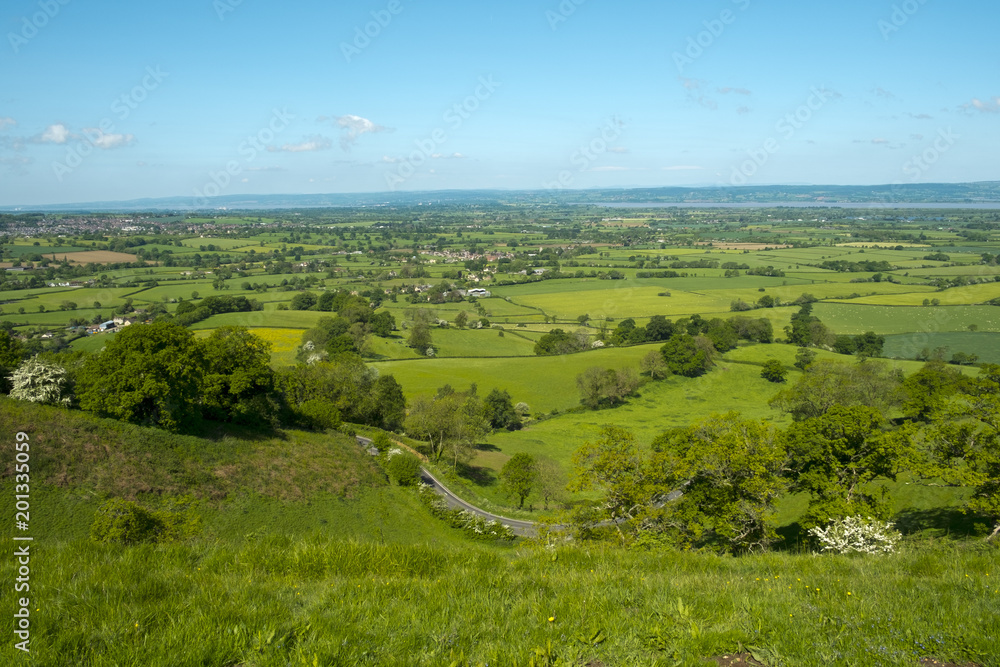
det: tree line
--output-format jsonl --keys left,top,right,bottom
{"left": 570, "top": 358, "right": 1000, "bottom": 552}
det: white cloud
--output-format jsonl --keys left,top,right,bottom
{"left": 967, "top": 97, "right": 1000, "bottom": 113}
{"left": 0, "top": 117, "right": 16, "bottom": 130}
{"left": 590, "top": 165, "right": 630, "bottom": 172}
{"left": 319, "top": 114, "right": 393, "bottom": 150}
{"left": 718, "top": 87, "right": 752, "bottom": 96}
{"left": 607, "top": 146, "right": 629, "bottom": 154}
{"left": 661, "top": 165, "right": 704, "bottom": 171}
{"left": 430, "top": 152, "right": 466, "bottom": 159}
{"left": 84, "top": 129, "right": 135, "bottom": 149}
{"left": 266, "top": 135, "right": 332, "bottom": 152}
{"left": 38, "top": 123, "right": 72, "bottom": 144}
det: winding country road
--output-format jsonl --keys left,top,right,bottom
{"left": 356, "top": 436, "right": 538, "bottom": 536}
{"left": 356, "top": 436, "right": 685, "bottom": 538}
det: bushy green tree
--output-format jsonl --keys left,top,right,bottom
{"left": 0, "top": 329, "right": 25, "bottom": 393}
{"left": 576, "top": 367, "right": 639, "bottom": 409}
{"left": 76, "top": 321, "right": 203, "bottom": 431}
{"left": 659, "top": 334, "right": 713, "bottom": 378}
{"left": 783, "top": 405, "right": 911, "bottom": 528}
{"left": 500, "top": 452, "right": 538, "bottom": 509}
{"left": 918, "top": 364, "right": 1000, "bottom": 540}
{"left": 770, "top": 359, "right": 904, "bottom": 421}
{"left": 199, "top": 326, "right": 282, "bottom": 428}
{"left": 570, "top": 426, "right": 646, "bottom": 535}
{"left": 369, "top": 311, "right": 396, "bottom": 337}
{"left": 760, "top": 359, "right": 787, "bottom": 383}
{"left": 649, "top": 413, "right": 787, "bottom": 552}
{"left": 483, "top": 388, "right": 520, "bottom": 431}
{"left": 534, "top": 329, "right": 584, "bottom": 356}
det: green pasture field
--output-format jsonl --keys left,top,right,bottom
{"left": 478, "top": 360, "right": 794, "bottom": 480}
{"left": 833, "top": 282, "right": 1000, "bottom": 306}
{"left": 492, "top": 279, "right": 938, "bottom": 322}
{"left": 370, "top": 327, "right": 537, "bottom": 360}
{"left": 883, "top": 331, "right": 1000, "bottom": 364}
{"left": 812, "top": 303, "right": 1000, "bottom": 335}
{"left": 3, "top": 243, "right": 90, "bottom": 257}
{"left": 70, "top": 332, "right": 115, "bottom": 353}
{"left": 906, "top": 265, "right": 1000, "bottom": 277}
{"left": 722, "top": 343, "right": 904, "bottom": 372}
{"left": 372, "top": 344, "right": 657, "bottom": 414}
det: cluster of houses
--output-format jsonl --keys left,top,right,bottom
{"left": 85, "top": 316, "right": 141, "bottom": 334}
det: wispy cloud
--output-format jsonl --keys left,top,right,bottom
{"left": 907, "top": 112, "right": 933, "bottom": 119}
{"left": 661, "top": 165, "right": 704, "bottom": 171}
{"left": 607, "top": 146, "right": 629, "bottom": 154}
{"left": 678, "top": 76, "right": 717, "bottom": 109}
{"left": 0, "top": 117, "right": 16, "bottom": 130}
{"left": 319, "top": 114, "right": 393, "bottom": 150}
{"left": 872, "top": 87, "right": 895, "bottom": 99}
{"left": 963, "top": 97, "right": 1000, "bottom": 113}
{"left": 85, "top": 129, "right": 135, "bottom": 149}
{"left": 717, "top": 87, "right": 751, "bottom": 96}
{"left": 430, "top": 152, "right": 466, "bottom": 159}
{"left": 0, "top": 155, "right": 31, "bottom": 174}
{"left": 266, "top": 135, "right": 332, "bottom": 152}
{"left": 736, "top": 106, "right": 750, "bottom": 115}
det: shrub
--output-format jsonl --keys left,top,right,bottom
{"left": 296, "top": 399, "right": 342, "bottom": 431}
{"left": 386, "top": 449, "right": 422, "bottom": 486}
{"left": 9, "top": 357, "right": 72, "bottom": 406}
{"left": 808, "top": 516, "right": 901, "bottom": 555}
{"left": 90, "top": 497, "right": 201, "bottom": 545}
{"left": 760, "top": 359, "right": 787, "bottom": 383}
{"left": 90, "top": 499, "right": 164, "bottom": 545}
{"left": 416, "top": 484, "right": 516, "bottom": 541}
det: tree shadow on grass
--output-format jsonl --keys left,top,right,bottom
{"left": 893, "top": 507, "right": 989, "bottom": 539}
{"left": 774, "top": 522, "right": 811, "bottom": 553}
{"left": 475, "top": 442, "right": 501, "bottom": 452}
{"left": 456, "top": 461, "right": 498, "bottom": 488}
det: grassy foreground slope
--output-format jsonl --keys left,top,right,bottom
{"left": 1, "top": 400, "right": 998, "bottom": 666}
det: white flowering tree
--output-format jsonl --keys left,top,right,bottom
{"left": 808, "top": 516, "right": 901, "bottom": 555}
{"left": 9, "top": 357, "right": 72, "bottom": 406}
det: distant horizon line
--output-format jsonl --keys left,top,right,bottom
{"left": 4, "top": 180, "right": 1000, "bottom": 212}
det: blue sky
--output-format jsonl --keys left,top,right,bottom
{"left": 0, "top": 0, "right": 997, "bottom": 205}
